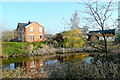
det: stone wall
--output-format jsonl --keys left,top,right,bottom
{"left": 28, "top": 47, "right": 101, "bottom": 56}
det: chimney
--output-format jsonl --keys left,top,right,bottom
{"left": 28, "top": 21, "right": 31, "bottom": 24}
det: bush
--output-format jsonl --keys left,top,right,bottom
{"left": 45, "top": 60, "right": 119, "bottom": 79}
{"left": 31, "top": 41, "right": 47, "bottom": 50}
{"left": 63, "top": 30, "right": 86, "bottom": 48}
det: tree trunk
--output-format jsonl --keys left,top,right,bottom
{"left": 101, "top": 27, "right": 108, "bottom": 54}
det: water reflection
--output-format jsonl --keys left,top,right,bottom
{"left": 85, "top": 57, "right": 93, "bottom": 64}
{"left": 2, "top": 53, "right": 91, "bottom": 73}
{"left": 3, "top": 62, "right": 24, "bottom": 70}
{"left": 3, "top": 65, "right": 9, "bottom": 70}
{"left": 45, "top": 60, "right": 59, "bottom": 65}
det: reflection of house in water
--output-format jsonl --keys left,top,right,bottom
{"left": 3, "top": 53, "right": 89, "bottom": 75}
{"left": 25, "top": 59, "right": 45, "bottom": 73}
{"left": 3, "top": 57, "right": 46, "bottom": 73}
{"left": 14, "top": 62, "right": 24, "bottom": 68}
{"left": 4, "top": 55, "right": 59, "bottom": 73}
{"left": 3, "top": 62, "right": 26, "bottom": 70}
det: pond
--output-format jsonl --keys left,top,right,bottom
{"left": 1, "top": 52, "right": 118, "bottom": 78}
{"left": 1, "top": 53, "right": 91, "bottom": 71}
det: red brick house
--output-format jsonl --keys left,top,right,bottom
{"left": 16, "top": 21, "right": 45, "bottom": 42}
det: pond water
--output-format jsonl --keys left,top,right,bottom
{"left": 1, "top": 53, "right": 92, "bottom": 71}
{"left": 1, "top": 52, "right": 119, "bottom": 78}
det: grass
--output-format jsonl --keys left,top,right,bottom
{"left": 2, "top": 41, "right": 47, "bottom": 56}
{"left": 2, "top": 42, "right": 28, "bottom": 56}
{"left": 31, "top": 41, "right": 47, "bottom": 50}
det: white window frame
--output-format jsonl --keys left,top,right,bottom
{"left": 39, "top": 27, "right": 43, "bottom": 32}
{"left": 99, "top": 37, "right": 103, "bottom": 40}
{"left": 30, "top": 61, "right": 35, "bottom": 68}
{"left": 30, "top": 34, "right": 34, "bottom": 41}
{"left": 30, "top": 27, "right": 34, "bottom": 32}
{"left": 40, "top": 60, "right": 44, "bottom": 66}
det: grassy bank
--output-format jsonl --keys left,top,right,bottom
{"left": 2, "top": 41, "right": 46, "bottom": 56}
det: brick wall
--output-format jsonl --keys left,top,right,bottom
{"left": 25, "top": 22, "right": 45, "bottom": 42}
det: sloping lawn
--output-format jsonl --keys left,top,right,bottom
{"left": 2, "top": 41, "right": 47, "bottom": 56}
{"left": 2, "top": 42, "right": 29, "bottom": 56}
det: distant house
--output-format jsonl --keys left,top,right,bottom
{"left": 115, "top": 28, "right": 120, "bottom": 43}
{"left": 88, "top": 29, "right": 116, "bottom": 41}
{"left": 62, "top": 29, "right": 83, "bottom": 38}
{"left": 16, "top": 21, "right": 45, "bottom": 42}
{"left": 55, "top": 29, "right": 88, "bottom": 40}
{"left": 44, "top": 33, "right": 54, "bottom": 40}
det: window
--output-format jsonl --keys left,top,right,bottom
{"left": 40, "top": 60, "right": 44, "bottom": 66}
{"left": 30, "top": 34, "right": 34, "bottom": 41}
{"left": 30, "top": 27, "right": 34, "bottom": 32}
{"left": 40, "top": 34, "right": 42, "bottom": 39}
{"left": 99, "top": 37, "right": 103, "bottom": 40}
{"left": 30, "top": 61, "right": 35, "bottom": 68}
{"left": 39, "top": 27, "right": 42, "bottom": 32}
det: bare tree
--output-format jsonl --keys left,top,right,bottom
{"left": 63, "top": 11, "right": 88, "bottom": 41}
{"left": 63, "top": 11, "right": 103, "bottom": 50}
{"left": 63, "top": 11, "right": 98, "bottom": 51}
{"left": 78, "top": 0, "right": 117, "bottom": 54}
{"left": 70, "top": 11, "right": 80, "bottom": 29}
{"left": 81, "top": 26, "right": 89, "bottom": 34}
{"left": 2, "top": 30, "right": 18, "bottom": 42}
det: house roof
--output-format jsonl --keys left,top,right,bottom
{"left": 96, "top": 34, "right": 115, "bottom": 37}
{"left": 17, "top": 21, "right": 44, "bottom": 29}
{"left": 17, "top": 22, "right": 32, "bottom": 29}
{"left": 89, "top": 29, "right": 116, "bottom": 35}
